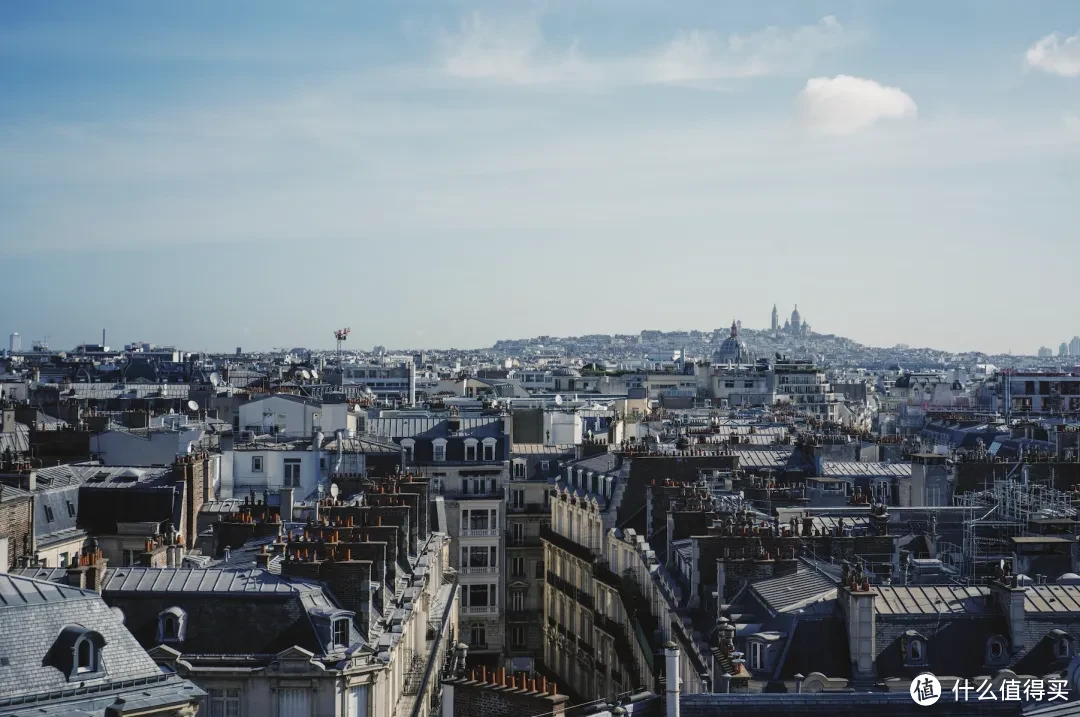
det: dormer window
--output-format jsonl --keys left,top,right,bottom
{"left": 433, "top": 438, "right": 447, "bottom": 463}
{"left": 986, "top": 636, "right": 1007, "bottom": 664}
{"left": 903, "top": 630, "right": 928, "bottom": 666}
{"left": 400, "top": 439, "right": 415, "bottom": 462}
{"left": 157, "top": 607, "right": 187, "bottom": 643}
{"left": 333, "top": 618, "right": 351, "bottom": 648}
{"left": 1054, "top": 631, "right": 1073, "bottom": 659}
{"left": 482, "top": 438, "right": 497, "bottom": 461}
{"left": 48, "top": 626, "right": 107, "bottom": 682}
{"left": 465, "top": 439, "right": 478, "bottom": 462}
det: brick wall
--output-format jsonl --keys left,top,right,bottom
{"left": 0, "top": 491, "right": 32, "bottom": 568}
{"left": 174, "top": 453, "right": 211, "bottom": 545}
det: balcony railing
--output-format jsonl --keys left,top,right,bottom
{"left": 577, "top": 589, "right": 594, "bottom": 611}
{"left": 459, "top": 566, "right": 499, "bottom": 575}
{"left": 460, "top": 528, "right": 500, "bottom": 538}
{"left": 508, "top": 502, "right": 547, "bottom": 514}
{"left": 592, "top": 559, "right": 621, "bottom": 589}
{"left": 506, "top": 535, "right": 543, "bottom": 548}
{"left": 539, "top": 525, "right": 597, "bottom": 563}
{"left": 592, "top": 610, "right": 621, "bottom": 636}
{"left": 462, "top": 605, "right": 500, "bottom": 615}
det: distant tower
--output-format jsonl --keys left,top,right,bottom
{"left": 8, "top": 332, "right": 19, "bottom": 353}
{"left": 791, "top": 305, "right": 802, "bottom": 332}
{"left": 1062, "top": 343, "right": 1071, "bottom": 357}
{"left": 771, "top": 305, "right": 779, "bottom": 332}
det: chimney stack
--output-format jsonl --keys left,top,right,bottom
{"left": 665, "top": 641, "right": 681, "bottom": 717}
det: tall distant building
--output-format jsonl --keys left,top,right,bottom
{"left": 8, "top": 332, "right": 19, "bottom": 353}
{"left": 1062, "top": 342, "right": 1071, "bottom": 357}
{"left": 1072, "top": 337, "right": 1080, "bottom": 357}
{"left": 771, "top": 304, "right": 779, "bottom": 331}
{"left": 1038, "top": 346, "right": 1053, "bottom": 358}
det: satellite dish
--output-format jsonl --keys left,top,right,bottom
{"left": 301, "top": 369, "right": 311, "bottom": 380}
{"left": 209, "top": 372, "right": 221, "bottom": 387}
{"left": 187, "top": 400, "right": 199, "bottom": 412}
{"left": 554, "top": 394, "right": 563, "bottom": 406}
{"left": 330, "top": 483, "right": 339, "bottom": 499}
{"left": 311, "top": 369, "right": 319, "bottom": 380}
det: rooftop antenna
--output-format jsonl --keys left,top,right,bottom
{"left": 334, "top": 328, "right": 351, "bottom": 364}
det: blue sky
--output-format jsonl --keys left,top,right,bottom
{"left": 2, "top": 1, "right": 1078, "bottom": 354}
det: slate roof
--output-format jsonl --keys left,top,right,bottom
{"left": 0, "top": 423, "right": 30, "bottom": 454}
{"left": 0, "top": 575, "right": 169, "bottom": 701}
{"left": 822, "top": 461, "right": 912, "bottom": 477}
{"left": 99, "top": 568, "right": 365, "bottom": 658}
{"left": 35, "top": 486, "right": 83, "bottom": 546}
{"left": 749, "top": 566, "right": 838, "bottom": 615}
{"left": 367, "top": 416, "right": 503, "bottom": 439}
{"left": 874, "top": 586, "right": 995, "bottom": 615}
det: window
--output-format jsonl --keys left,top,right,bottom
{"left": 514, "top": 462, "right": 526, "bottom": 479}
{"left": 511, "top": 522, "right": 525, "bottom": 544}
{"left": 348, "top": 686, "right": 369, "bottom": 717}
{"left": 749, "top": 641, "right": 764, "bottom": 670}
{"left": 536, "top": 560, "right": 544, "bottom": 579}
{"left": 401, "top": 439, "right": 414, "bottom": 462}
{"left": 284, "top": 459, "right": 302, "bottom": 487}
{"left": 278, "top": 688, "right": 310, "bottom": 717}
{"left": 59, "top": 552, "right": 69, "bottom": 568}
{"left": 67, "top": 500, "right": 77, "bottom": 517}
{"left": 1057, "top": 636, "right": 1072, "bottom": 659}
{"left": 466, "top": 443, "right": 477, "bottom": 461}
{"left": 157, "top": 607, "right": 187, "bottom": 643}
{"left": 433, "top": 440, "right": 447, "bottom": 462}
{"left": 512, "top": 591, "right": 525, "bottom": 612}
{"left": 333, "top": 618, "right": 350, "bottom": 648}
{"left": 251, "top": 456, "right": 263, "bottom": 473}
{"left": 467, "top": 584, "right": 490, "bottom": 607}
{"left": 512, "top": 557, "right": 525, "bottom": 576}
{"left": 988, "top": 638, "right": 1005, "bottom": 661}
{"left": 512, "top": 626, "right": 526, "bottom": 648}
{"left": 44, "top": 505, "right": 55, "bottom": 523}
{"left": 471, "top": 623, "right": 487, "bottom": 648}
{"left": 483, "top": 442, "right": 495, "bottom": 461}
{"left": 208, "top": 688, "right": 242, "bottom": 717}
{"left": 76, "top": 638, "right": 95, "bottom": 674}
{"left": 904, "top": 633, "right": 927, "bottom": 665}
{"left": 540, "top": 461, "right": 550, "bottom": 472}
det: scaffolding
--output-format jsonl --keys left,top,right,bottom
{"left": 952, "top": 477, "right": 1078, "bottom": 581}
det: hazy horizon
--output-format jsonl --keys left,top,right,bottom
{"left": 2, "top": 1, "right": 1078, "bottom": 354}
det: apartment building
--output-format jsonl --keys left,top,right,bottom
{"left": 369, "top": 412, "right": 511, "bottom": 662}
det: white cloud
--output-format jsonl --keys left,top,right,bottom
{"left": 1026, "top": 31, "right": 1080, "bottom": 77}
{"left": 796, "top": 75, "right": 917, "bottom": 135}
{"left": 645, "top": 16, "right": 846, "bottom": 86}
{"left": 438, "top": 14, "right": 849, "bottom": 88}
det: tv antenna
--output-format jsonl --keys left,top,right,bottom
{"left": 334, "top": 328, "right": 351, "bottom": 363}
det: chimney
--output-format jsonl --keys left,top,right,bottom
{"left": 990, "top": 571, "right": 1027, "bottom": 653}
{"left": 839, "top": 579, "right": 876, "bottom": 681}
{"left": 665, "top": 641, "right": 681, "bottom": 717}
{"left": 280, "top": 487, "right": 295, "bottom": 523}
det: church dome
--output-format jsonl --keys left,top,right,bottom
{"left": 712, "top": 320, "right": 750, "bottom": 365}
{"left": 791, "top": 305, "right": 802, "bottom": 326}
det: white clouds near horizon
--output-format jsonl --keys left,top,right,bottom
{"left": 1026, "top": 31, "right": 1080, "bottom": 76}
{"left": 438, "top": 13, "right": 850, "bottom": 88}
{"left": 796, "top": 75, "right": 917, "bottom": 135}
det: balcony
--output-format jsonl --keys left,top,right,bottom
{"left": 459, "top": 566, "right": 499, "bottom": 575}
{"left": 592, "top": 610, "right": 621, "bottom": 636}
{"left": 540, "top": 525, "right": 597, "bottom": 563}
{"left": 577, "top": 589, "right": 594, "bottom": 611}
{"left": 592, "top": 559, "right": 621, "bottom": 589}
{"left": 440, "top": 487, "right": 505, "bottom": 501}
{"left": 577, "top": 638, "right": 594, "bottom": 656}
{"left": 460, "top": 528, "right": 500, "bottom": 538}
{"left": 508, "top": 502, "right": 547, "bottom": 515}
{"left": 462, "top": 605, "right": 500, "bottom": 615}
{"left": 506, "top": 535, "right": 543, "bottom": 548}
{"left": 506, "top": 610, "right": 539, "bottom": 623}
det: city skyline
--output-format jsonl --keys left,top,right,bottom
{"left": 2, "top": 1, "right": 1079, "bottom": 353}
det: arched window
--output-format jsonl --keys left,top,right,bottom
{"left": 76, "top": 638, "right": 95, "bottom": 673}
{"left": 157, "top": 607, "right": 187, "bottom": 643}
